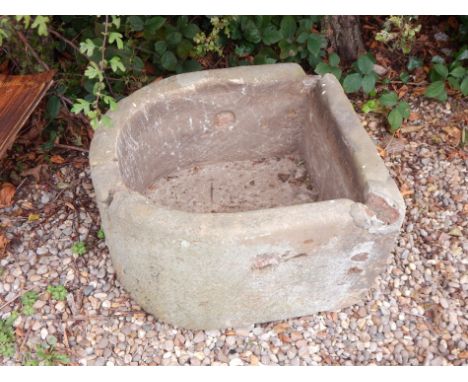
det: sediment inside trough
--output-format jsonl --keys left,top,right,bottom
{"left": 144, "top": 153, "right": 318, "bottom": 213}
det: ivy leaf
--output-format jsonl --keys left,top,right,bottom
{"left": 154, "top": 41, "right": 167, "bottom": 55}
{"left": 361, "top": 73, "right": 376, "bottom": 94}
{"left": 379, "top": 91, "right": 398, "bottom": 107}
{"left": 242, "top": 20, "right": 261, "bottom": 44}
{"left": 361, "top": 99, "right": 380, "bottom": 114}
{"left": 278, "top": 40, "right": 296, "bottom": 59}
{"left": 357, "top": 54, "right": 374, "bottom": 75}
{"left": 329, "top": 52, "right": 340, "bottom": 67}
{"left": 450, "top": 66, "right": 466, "bottom": 79}
{"left": 166, "top": 31, "right": 182, "bottom": 47}
{"left": 145, "top": 16, "right": 166, "bottom": 34}
{"left": 460, "top": 76, "right": 468, "bottom": 96}
{"left": 128, "top": 16, "right": 144, "bottom": 32}
{"left": 71, "top": 99, "right": 91, "bottom": 115}
{"left": 182, "top": 23, "right": 200, "bottom": 39}
{"left": 455, "top": 48, "right": 468, "bottom": 61}
{"left": 46, "top": 95, "right": 60, "bottom": 120}
{"left": 306, "top": 35, "right": 322, "bottom": 56}
{"left": 109, "top": 32, "right": 124, "bottom": 49}
{"left": 396, "top": 101, "right": 411, "bottom": 119}
{"left": 280, "top": 16, "right": 297, "bottom": 40}
{"left": 407, "top": 56, "right": 422, "bottom": 71}
{"left": 431, "top": 55, "right": 445, "bottom": 64}
{"left": 176, "top": 40, "right": 193, "bottom": 59}
{"left": 328, "top": 66, "right": 342, "bottom": 80}
{"left": 161, "top": 51, "right": 177, "bottom": 71}
{"left": 315, "top": 62, "right": 330, "bottom": 75}
{"left": 433, "top": 63, "right": 448, "bottom": 79}
{"left": 109, "top": 56, "right": 125, "bottom": 73}
{"left": 79, "top": 39, "right": 96, "bottom": 57}
{"left": 315, "top": 62, "right": 341, "bottom": 79}
{"left": 388, "top": 108, "right": 403, "bottom": 132}
{"left": 424, "top": 80, "right": 447, "bottom": 102}
{"left": 400, "top": 71, "right": 410, "bottom": 84}
{"left": 447, "top": 76, "right": 460, "bottom": 90}
{"left": 84, "top": 63, "right": 103, "bottom": 81}
{"left": 262, "top": 25, "right": 282, "bottom": 45}
{"left": 296, "top": 32, "right": 309, "bottom": 44}
{"left": 342, "top": 73, "right": 362, "bottom": 93}
{"left": 31, "top": 16, "right": 49, "bottom": 36}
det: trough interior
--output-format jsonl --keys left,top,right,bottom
{"left": 116, "top": 77, "right": 365, "bottom": 213}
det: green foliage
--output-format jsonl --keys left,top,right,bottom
{"left": 314, "top": 52, "right": 342, "bottom": 80}
{"left": 223, "top": 16, "right": 325, "bottom": 67}
{"left": 71, "top": 241, "right": 86, "bottom": 256}
{"left": 47, "top": 285, "right": 68, "bottom": 301}
{"left": 97, "top": 228, "right": 105, "bottom": 240}
{"left": 0, "top": 15, "right": 465, "bottom": 134}
{"left": 21, "top": 291, "right": 39, "bottom": 316}
{"left": 342, "top": 53, "right": 379, "bottom": 94}
{"left": 27, "top": 343, "right": 70, "bottom": 366}
{"left": 425, "top": 49, "right": 468, "bottom": 101}
{"left": 375, "top": 16, "right": 421, "bottom": 54}
{"left": 362, "top": 91, "right": 411, "bottom": 133}
{"left": 0, "top": 312, "right": 18, "bottom": 357}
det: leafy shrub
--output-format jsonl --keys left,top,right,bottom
{"left": 379, "top": 92, "right": 411, "bottom": 132}
{"left": 47, "top": 285, "right": 68, "bottom": 301}
{"left": 375, "top": 16, "right": 421, "bottom": 55}
{"left": 425, "top": 48, "right": 468, "bottom": 101}
{"left": 71, "top": 241, "right": 86, "bottom": 256}
{"left": 314, "top": 52, "right": 342, "bottom": 80}
{"left": 21, "top": 291, "right": 38, "bottom": 316}
{"left": 0, "top": 312, "right": 18, "bottom": 357}
{"left": 33, "top": 344, "right": 70, "bottom": 365}
{"left": 342, "top": 53, "right": 379, "bottom": 94}
{"left": 362, "top": 91, "right": 411, "bottom": 132}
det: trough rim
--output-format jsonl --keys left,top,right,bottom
{"left": 89, "top": 63, "right": 405, "bottom": 231}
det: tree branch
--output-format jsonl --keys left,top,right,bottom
{"left": 15, "top": 30, "right": 50, "bottom": 71}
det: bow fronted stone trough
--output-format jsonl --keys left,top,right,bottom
{"left": 89, "top": 64, "right": 405, "bottom": 330}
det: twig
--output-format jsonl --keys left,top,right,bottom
{"left": 93, "top": 16, "right": 110, "bottom": 112}
{"left": 54, "top": 143, "right": 89, "bottom": 153}
{"left": 14, "top": 177, "right": 28, "bottom": 194}
{"left": 48, "top": 28, "right": 84, "bottom": 57}
{"left": 0, "top": 286, "right": 35, "bottom": 311}
{"left": 15, "top": 30, "right": 50, "bottom": 71}
{"left": 389, "top": 80, "right": 428, "bottom": 86}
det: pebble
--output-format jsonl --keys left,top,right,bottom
{"left": 36, "top": 246, "right": 48, "bottom": 255}
{"left": 0, "top": 96, "right": 466, "bottom": 366}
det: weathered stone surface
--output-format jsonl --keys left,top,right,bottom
{"left": 89, "top": 64, "right": 405, "bottom": 330}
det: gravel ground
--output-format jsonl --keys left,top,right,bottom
{"left": 0, "top": 97, "right": 466, "bottom": 366}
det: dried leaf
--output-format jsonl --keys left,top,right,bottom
{"left": 0, "top": 182, "right": 16, "bottom": 208}
{"left": 50, "top": 155, "right": 65, "bottom": 164}
{"left": 408, "top": 112, "right": 420, "bottom": 121}
{"left": 0, "top": 233, "right": 9, "bottom": 255}
{"left": 65, "top": 202, "right": 76, "bottom": 210}
{"left": 278, "top": 333, "right": 290, "bottom": 343}
{"left": 442, "top": 126, "right": 461, "bottom": 146}
{"left": 28, "top": 213, "right": 40, "bottom": 221}
{"left": 21, "top": 164, "right": 47, "bottom": 182}
{"left": 273, "top": 322, "right": 290, "bottom": 334}
{"left": 376, "top": 145, "right": 387, "bottom": 158}
{"left": 400, "top": 183, "right": 414, "bottom": 196}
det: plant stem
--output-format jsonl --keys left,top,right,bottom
{"left": 15, "top": 30, "right": 50, "bottom": 71}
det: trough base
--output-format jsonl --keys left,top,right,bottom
{"left": 145, "top": 153, "right": 318, "bottom": 213}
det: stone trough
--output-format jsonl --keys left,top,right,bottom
{"left": 89, "top": 64, "right": 405, "bottom": 330}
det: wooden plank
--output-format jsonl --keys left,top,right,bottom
{"left": 0, "top": 70, "right": 55, "bottom": 159}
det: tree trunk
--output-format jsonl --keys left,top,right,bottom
{"left": 323, "top": 16, "right": 365, "bottom": 64}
